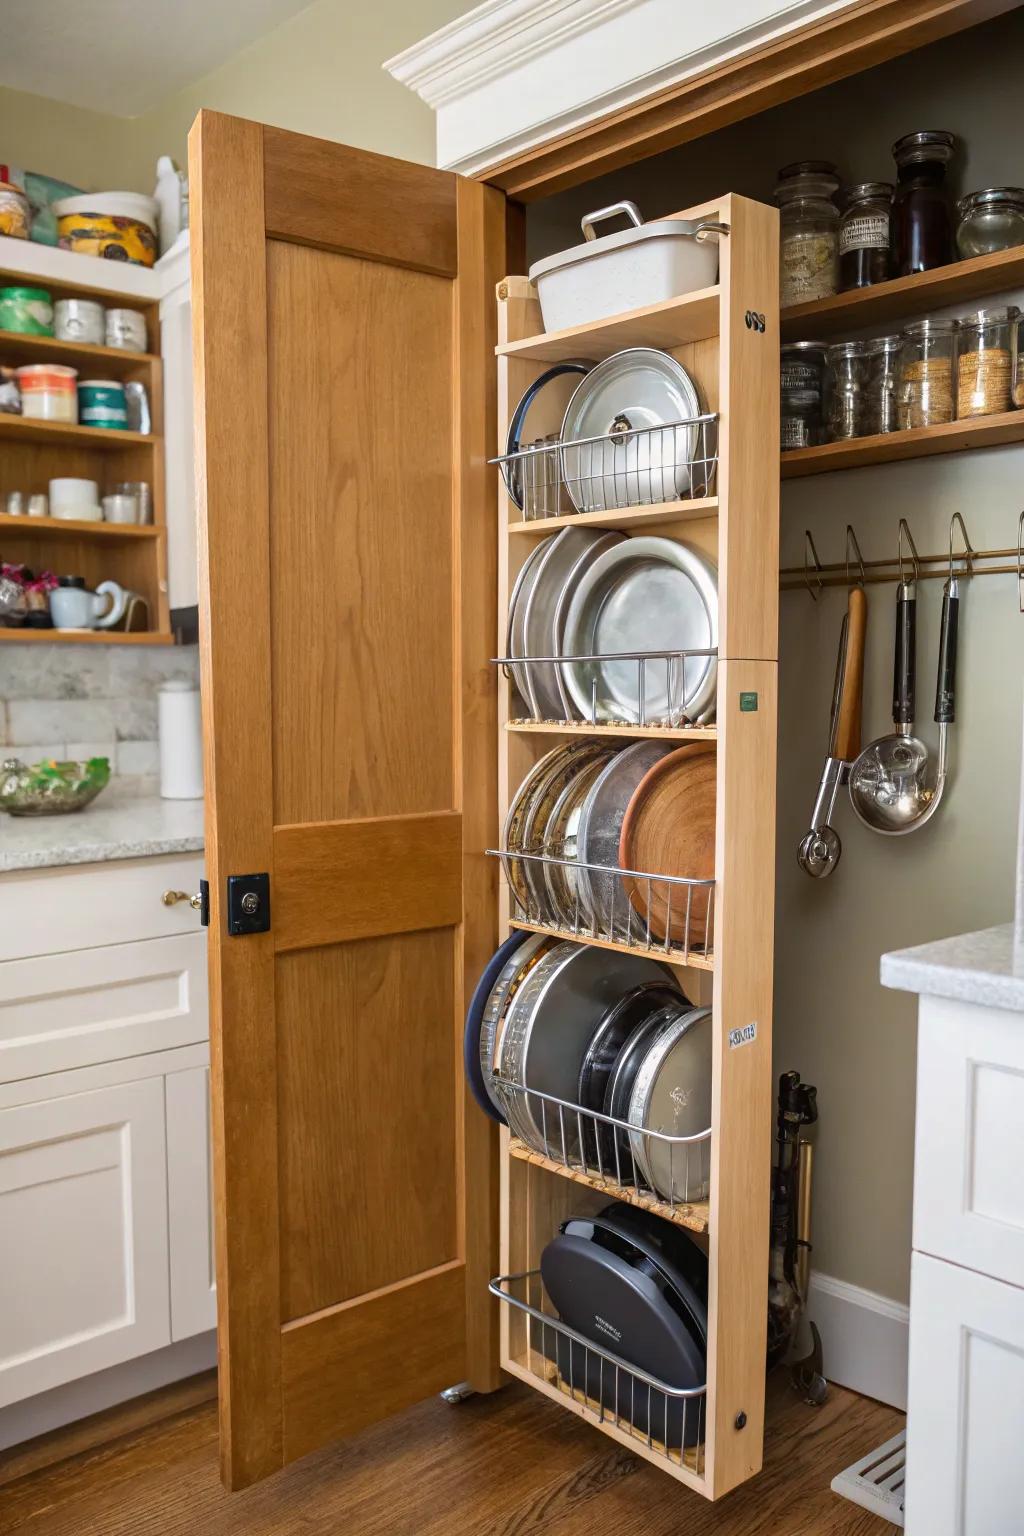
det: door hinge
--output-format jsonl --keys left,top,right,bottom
{"left": 226, "top": 872, "right": 271, "bottom": 936}
{"left": 199, "top": 878, "right": 210, "bottom": 928}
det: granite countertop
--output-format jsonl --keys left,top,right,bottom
{"left": 881, "top": 924, "right": 1024, "bottom": 1012}
{"left": 0, "top": 794, "right": 205, "bottom": 872}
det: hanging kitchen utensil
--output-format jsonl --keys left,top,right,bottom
{"left": 502, "top": 362, "right": 592, "bottom": 511}
{"left": 767, "top": 1070, "right": 818, "bottom": 1371}
{"left": 797, "top": 574, "right": 867, "bottom": 878}
{"left": 849, "top": 517, "right": 962, "bottom": 835}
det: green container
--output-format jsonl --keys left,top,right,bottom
{"left": 77, "top": 379, "right": 127, "bottom": 430}
{"left": 0, "top": 285, "right": 54, "bottom": 336}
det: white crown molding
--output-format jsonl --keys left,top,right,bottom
{"left": 385, "top": 0, "right": 861, "bottom": 176}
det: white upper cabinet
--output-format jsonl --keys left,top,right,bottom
{"left": 385, "top": 0, "right": 864, "bottom": 174}
{"left": 159, "top": 234, "right": 198, "bottom": 612}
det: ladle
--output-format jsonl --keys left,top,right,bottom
{"left": 849, "top": 567, "right": 959, "bottom": 835}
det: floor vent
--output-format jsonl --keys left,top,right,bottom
{"left": 830, "top": 1429, "right": 906, "bottom": 1527}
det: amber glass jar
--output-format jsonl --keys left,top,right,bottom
{"left": 839, "top": 183, "right": 893, "bottom": 290}
{"left": 890, "top": 131, "right": 955, "bottom": 276}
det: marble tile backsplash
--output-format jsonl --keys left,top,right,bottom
{"left": 0, "top": 643, "right": 200, "bottom": 789}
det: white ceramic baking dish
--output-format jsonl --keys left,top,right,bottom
{"left": 528, "top": 201, "right": 728, "bottom": 334}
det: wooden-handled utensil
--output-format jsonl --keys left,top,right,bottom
{"left": 797, "top": 583, "right": 868, "bottom": 878}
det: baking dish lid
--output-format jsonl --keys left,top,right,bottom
{"left": 529, "top": 201, "right": 724, "bottom": 284}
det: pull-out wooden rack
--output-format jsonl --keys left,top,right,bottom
{"left": 494, "top": 194, "right": 779, "bottom": 1501}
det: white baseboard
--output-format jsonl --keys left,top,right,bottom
{"left": 808, "top": 1271, "right": 909, "bottom": 1411}
{"left": 0, "top": 1331, "right": 217, "bottom": 1452}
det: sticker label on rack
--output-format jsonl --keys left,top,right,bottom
{"left": 739, "top": 692, "right": 758, "bottom": 712}
{"left": 729, "top": 1022, "right": 758, "bottom": 1049}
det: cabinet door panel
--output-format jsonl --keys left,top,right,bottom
{"left": 166, "top": 1063, "right": 217, "bottom": 1341}
{"left": 906, "top": 1252, "right": 1024, "bottom": 1535}
{"left": 0, "top": 1079, "right": 170, "bottom": 1406}
{"left": 190, "top": 112, "right": 505, "bottom": 1488}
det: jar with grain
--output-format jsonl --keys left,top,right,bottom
{"left": 956, "top": 189, "right": 1024, "bottom": 258}
{"left": 825, "top": 340, "right": 868, "bottom": 440}
{"left": 957, "top": 306, "right": 1018, "bottom": 418}
{"left": 775, "top": 161, "right": 840, "bottom": 307}
{"left": 890, "top": 131, "right": 955, "bottom": 276}
{"left": 839, "top": 183, "right": 893, "bottom": 290}
{"left": 863, "top": 335, "right": 903, "bottom": 435}
{"left": 897, "top": 319, "right": 956, "bottom": 429}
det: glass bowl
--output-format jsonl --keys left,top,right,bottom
{"left": 0, "top": 756, "right": 111, "bottom": 816}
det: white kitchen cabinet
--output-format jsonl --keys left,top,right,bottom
{"left": 905, "top": 1252, "right": 1024, "bottom": 1535}
{"left": 165, "top": 1063, "right": 217, "bottom": 1340}
{"left": 0, "top": 1076, "right": 171, "bottom": 1408}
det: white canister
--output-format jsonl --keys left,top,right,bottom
{"left": 54, "top": 298, "right": 105, "bottom": 346}
{"left": 158, "top": 680, "right": 204, "bottom": 799}
{"left": 105, "top": 308, "right": 148, "bottom": 352}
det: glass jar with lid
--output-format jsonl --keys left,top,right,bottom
{"left": 839, "top": 183, "right": 893, "bottom": 290}
{"left": 956, "top": 188, "right": 1024, "bottom": 258}
{"left": 781, "top": 341, "right": 827, "bottom": 450}
{"left": 775, "top": 161, "right": 840, "bottom": 307}
{"left": 825, "top": 340, "right": 868, "bottom": 440}
{"left": 957, "top": 306, "right": 1019, "bottom": 418}
{"left": 863, "top": 336, "right": 902, "bottom": 435}
{"left": 897, "top": 318, "right": 956, "bottom": 429}
{"left": 890, "top": 130, "right": 956, "bottom": 276}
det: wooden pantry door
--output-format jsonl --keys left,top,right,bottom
{"left": 189, "top": 110, "right": 505, "bottom": 1490}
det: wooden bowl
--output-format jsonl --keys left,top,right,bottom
{"left": 617, "top": 743, "right": 716, "bottom": 948}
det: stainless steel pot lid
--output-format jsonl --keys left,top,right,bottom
{"left": 559, "top": 348, "right": 702, "bottom": 513}
{"left": 479, "top": 931, "right": 553, "bottom": 1119}
{"left": 507, "top": 537, "right": 553, "bottom": 715}
{"left": 576, "top": 741, "right": 673, "bottom": 935}
{"left": 627, "top": 1005, "right": 712, "bottom": 1203}
{"left": 497, "top": 940, "right": 672, "bottom": 1154}
{"left": 522, "top": 527, "right": 620, "bottom": 720}
{"left": 560, "top": 536, "right": 719, "bottom": 726}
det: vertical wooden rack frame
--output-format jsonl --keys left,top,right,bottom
{"left": 494, "top": 194, "right": 780, "bottom": 1501}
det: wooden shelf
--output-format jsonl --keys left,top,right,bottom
{"left": 0, "top": 628, "right": 172, "bottom": 645}
{"left": 0, "top": 415, "right": 156, "bottom": 451}
{"left": 781, "top": 409, "right": 1024, "bottom": 478}
{"left": 0, "top": 329, "right": 157, "bottom": 376}
{"left": 511, "top": 918, "right": 714, "bottom": 973}
{"left": 496, "top": 287, "right": 720, "bottom": 362}
{"left": 780, "top": 244, "right": 1024, "bottom": 340}
{"left": 507, "top": 719, "right": 717, "bottom": 743}
{"left": 0, "top": 512, "right": 160, "bottom": 541}
{"left": 507, "top": 1138, "right": 710, "bottom": 1236}
{"left": 508, "top": 495, "right": 718, "bottom": 534}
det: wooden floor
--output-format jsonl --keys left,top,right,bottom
{"left": 0, "top": 1372, "right": 903, "bottom": 1535}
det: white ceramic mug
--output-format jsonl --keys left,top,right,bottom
{"left": 49, "top": 477, "right": 99, "bottom": 513}
{"left": 50, "top": 580, "right": 129, "bottom": 631}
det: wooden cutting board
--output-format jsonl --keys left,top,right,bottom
{"left": 617, "top": 743, "right": 716, "bottom": 948}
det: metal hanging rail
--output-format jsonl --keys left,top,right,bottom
{"left": 781, "top": 510, "right": 1024, "bottom": 599}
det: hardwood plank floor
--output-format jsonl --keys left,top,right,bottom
{"left": 0, "top": 1373, "right": 903, "bottom": 1535}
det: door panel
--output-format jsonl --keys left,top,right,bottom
{"left": 190, "top": 111, "right": 504, "bottom": 1489}
{"left": 277, "top": 930, "right": 457, "bottom": 1319}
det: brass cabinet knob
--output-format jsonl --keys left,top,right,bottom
{"left": 162, "top": 889, "right": 203, "bottom": 910}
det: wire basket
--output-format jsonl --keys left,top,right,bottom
{"left": 495, "top": 647, "right": 718, "bottom": 728}
{"left": 495, "top": 1077, "right": 712, "bottom": 1209}
{"left": 495, "top": 413, "right": 718, "bottom": 520}
{"left": 491, "top": 1270, "right": 707, "bottom": 1469}
{"left": 490, "top": 846, "right": 715, "bottom": 964}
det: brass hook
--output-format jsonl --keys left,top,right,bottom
{"left": 803, "top": 530, "right": 823, "bottom": 602}
{"left": 897, "top": 519, "right": 920, "bottom": 585}
{"left": 949, "top": 512, "right": 974, "bottom": 579}
{"left": 845, "top": 525, "right": 866, "bottom": 588}
{"left": 1017, "top": 510, "right": 1024, "bottom": 614}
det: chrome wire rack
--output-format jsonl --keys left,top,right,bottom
{"left": 491, "top": 1270, "right": 707, "bottom": 1470}
{"left": 494, "top": 647, "right": 718, "bottom": 728}
{"left": 494, "top": 1077, "right": 712, "bottom": 1209}
{"left": 488, "top": 846, "right": 715, "bottom": 964}
{"left": 493, "top": 413, "right": 718, "bottom": 519}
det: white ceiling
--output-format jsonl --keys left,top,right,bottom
{"left": 0, "top": 0, "right": 314, "bottom": 116}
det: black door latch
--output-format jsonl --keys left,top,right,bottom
{"left": 226, "top": 872, "right": 271, "bottom": 936}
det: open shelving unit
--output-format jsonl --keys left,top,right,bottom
{"left": 0, "top": 254, "right": 169, "bottom": 645}
{"left": 780, "top": 244, "right": 1024, "bottom": 477}
{"left": 493, "top": 194, "right": 779, "bottom": 1501}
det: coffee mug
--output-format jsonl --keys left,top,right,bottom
{"left": 50, "top": 580, "right": 129, "bottom": 631}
